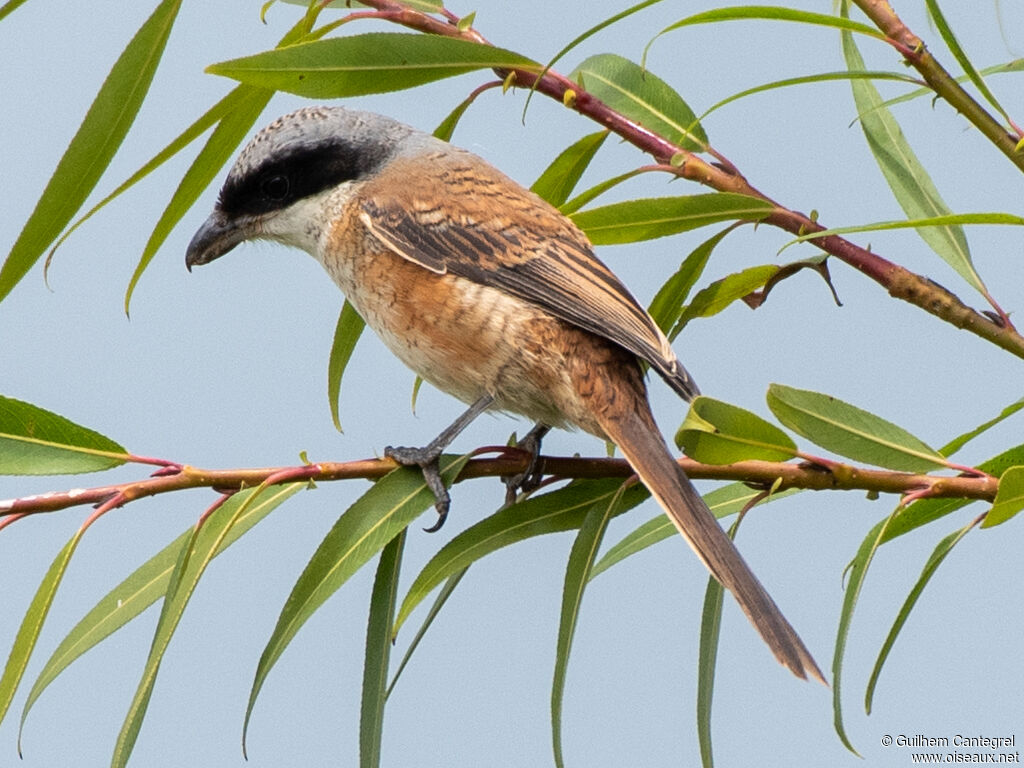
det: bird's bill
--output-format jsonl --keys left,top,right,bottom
{"left": 185, "top": 212, "right": 251, "bottom": 270}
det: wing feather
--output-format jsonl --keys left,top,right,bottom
{"left": 358, "top": 151, "right": 698, "bottom": 400}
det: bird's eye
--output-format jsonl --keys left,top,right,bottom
{"left": 260, "top": 174, "right": 290, "bottom": 201}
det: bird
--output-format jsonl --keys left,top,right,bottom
{"left": 186, "top": 105, "right": 824, "bottom": 683}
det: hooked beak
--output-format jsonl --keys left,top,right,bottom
{"left": 185, "top": 212, "right": 251, "bottom": 271}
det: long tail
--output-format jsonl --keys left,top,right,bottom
{"left": 599, "top": 407, "right": 825, "bottom": 684}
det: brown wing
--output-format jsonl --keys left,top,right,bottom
{"left": 358, "top": 150, "right": 698, "bottom": 400}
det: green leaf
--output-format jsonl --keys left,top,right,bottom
{"left": 766, "top": 384, "right": 946, "bottom": 472}
{"left": 360, "top": 530, "right": 405, "bottom": 768}
{"left": 940, "top": 396, "right": 1024, "bottom": 456}
{"left": 531, "top": 131, "right": 609, "bottom": 208}
{"left": 113, "top": 483, "right": 278, "bottom": 768}
{"left": 386, "top": 567, "right": 468, "bottom": 697}
{"left": 694, "top": 70, "right": 922, "bottom": 129}
{"left": 696, "top": 568, "right": 723, "bottom": 768}
{"left": 0, "top": 0, "right": 182, "bottom": 304}
{"left": 832, "top": 515, "right": 893, "bottom": 755}
{"left": 590, "top": 484, "right": 798, "bottom": 579}
{"left": 328, "top": 301, "right": 366, "bottom": 431}
{"left": 394, "top": 480, "right": 647, "bottom": 636}
{"left": 0, "top": 0, "right": 31, "bottom": 23}
{"left": 46, "top": 88, "right": 238, "bottom": 275}
{"left": 783, "top": 212, "right": 1024, "bottom": 251}
{"left": 0, "top": 395, "right": 128, "bottom": 475}
{"left": 18, "top": 484, "right": 302, "bottom": 742}
{"left": 0, "top": 532, "right": 84, "bottom": 732}
{"left": 522, "top": 0, "right": 668, "bottom": 119}
{"left": 648, "top": 227, "right": 733, "bottom": 337}
{"left": 552, "top": 486, "right": 624, "bottom": 768}
{"left": 559, "top": 169, "right": 646, "bottom": 215}
{"left": 673, "top": 264, "right": 779, "bottom": 333}
{"left": 923, "top": 0, "right": 1013, "bottom": 127}
{"left": 125, "top": 85, "right": 273, "bottom": 310}
{"left": 206, "top": 33, "right": 539, "bottom": 98}
{"left": 985, "top": 465, "right": 1024, "bottom": 527}
{"left": 243, "top": 455, "right": 470, "bottom": 747}
{"left": 570, "top": 194, "right": 771, "bottom": 245}
{"left": 649, "top": 6, "right": 886, "bottom": 56}
{"left": 676, "top": 396, "right": 798, "bottom": 464}
{"left": 840, "top": 12, "right": 988, "bottom": 299}
{"left": 864, "top": 518, "right": 978, "bottom": 714}
{"left": 570, "top": 54, "right": 707, "bottom": 151}
{"left": 46, "top": 9, "right": 323, "bottom": 285}
{"left": 433, "top": 88, "right": 491, "bottom": 141}
{"left": 697, "top": 515, "right": 744, "bottom": 768}
{"left": 881, "top": 443, "right": 1024, "bottom": 543}
{"left": 873, "top": 58, "right": 1024, "bottom": 112}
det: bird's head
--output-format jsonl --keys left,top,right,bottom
{"left": 185, "top": 106, "right": 416, "bottom": 269}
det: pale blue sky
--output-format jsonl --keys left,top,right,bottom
{"left": 1, "top": 2, "right": 1022, "bottom": 766}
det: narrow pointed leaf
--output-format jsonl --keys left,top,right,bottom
{"left": 0, "top": 532, "right": 84, "bottom": 731}
{"left": 865, "top": 518, "right": 979, "bottom": 714}
{"left": 676, "top": 396, "right": 797, "bottom": 464}
{"left": 386, "top": 567, "right": 468, "bottom": 697}
{"left": 832, "top": 515, "right": 894, "bottom": 755}
{"left": 360, "top": 530, "right": 405, "bottom": 768}
{"left": 206, "top": 33, "right": 539, "bottom": 98}
{"left": 531, "top": 131, "right": 609, "bottom": 208}
{"left": 984, "top": 465, "right": 1024, "bottom": 527}
{"left": 695, "top": 70, "right": 921, "bottom": 128}
{"left": 328, "top": 301, "right": 366, "bottom": 431}
{"left": 571, "top": 54, "right": 707, "bottom": 151}
{"left": 923, "top": 0, "right": 1013, "bottom": 126}
{"left": 697, "top": 516, "right": 743, "bottom": 768}
{"left": 881, "top": 443, "right": 1024, "bottom": 543}
{"left": 19, "top": 484, "right": 302, "bottom": 742}
{"left": 47, "top": 89, "right": 238, "bottom": 270}
{"left": 766, "top": 384, "right": 946, "bottom": 472}
{"left": 523, "top": 0, "right": 668, "bottom": 117}
{"left": 0, "top": 0, "right": 182, "bottom": 304}
{"left": 940, "top": 396, "right": 1024, "bottom": 456}
{"left": 0, "top": 395, "right": 127, "bottom": 475}
{"left": 125, "top": 85, "right": 272, "bottom": 310}
{"left": 243, "top": 455, "right": 470, "bottom": 746}
{"left": 648, "top": 227, "right": 733, "bottom": 337}
{"left": 590, "top": 484, "right": 798, "bottom": 579}
{"left": 784, "top": 212, "right": 1024, "bottom": 251}
{"left": 673, "top": 264, "right": 779, "bottom": 333}
{"left": 840, "top": 17, "right": 987, "bottom": 298}
{"left": 0, "top": 0, "right": 31, "bottom": 22}
{"left": 552, "top": 486, "right": 623, "bottom": 768}
{"left": 652, "top": 6, "right": 885, "bottom": 47}
{"left": 874, "top": 59, "right": 1024, "bottom": 112}
{"left": 570, "top": 194, "right": 771, "bottom": 245}
{"left": 112, "top": 483, "right": 276, "bottom": 768}
{"left": 559, "top": 169, "right": 646, "bottom": 216}
{"left": 394, "top": 480, "right": 646, "bottom": 637}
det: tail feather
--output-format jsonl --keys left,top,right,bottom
{"left": 601, "top": 408, "right": 825, "bottom": 684}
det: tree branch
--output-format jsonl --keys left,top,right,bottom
{"left": 347, "top": 0, "right": 1024, "bottom": 358}
{"left": 0, "top": 450, "right": 997, "bottom": 524}
{"left": 852, "top": 0, "right": 1024, "bottom": 169}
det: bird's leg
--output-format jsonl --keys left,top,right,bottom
{"left": 385, "top": 393, "right": 494, "bottom": 531}
{"left": 503, "top": 423, "right": 550, "bottom": 505}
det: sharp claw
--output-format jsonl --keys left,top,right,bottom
{"left": 502, "top": 425, "right": 549, "bottom": 504}
{"left": 385, "top": 444, "right": 451, "bottom": 532}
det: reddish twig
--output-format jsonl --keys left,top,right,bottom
{"left": 0, "top": 453, "right": 998, "bottom": 524}
{"left": 343, "top": 0, "right": 1024, "bottom": 358}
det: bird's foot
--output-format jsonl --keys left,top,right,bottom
{"left": 502, "top": 424, "right": 550, "bottom": 505}
{"left": 385, "top": 444, "right": 450, "bottom": 532}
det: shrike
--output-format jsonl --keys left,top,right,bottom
{"left": 186, "top": 106, "right": 823, "bottom": 683}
